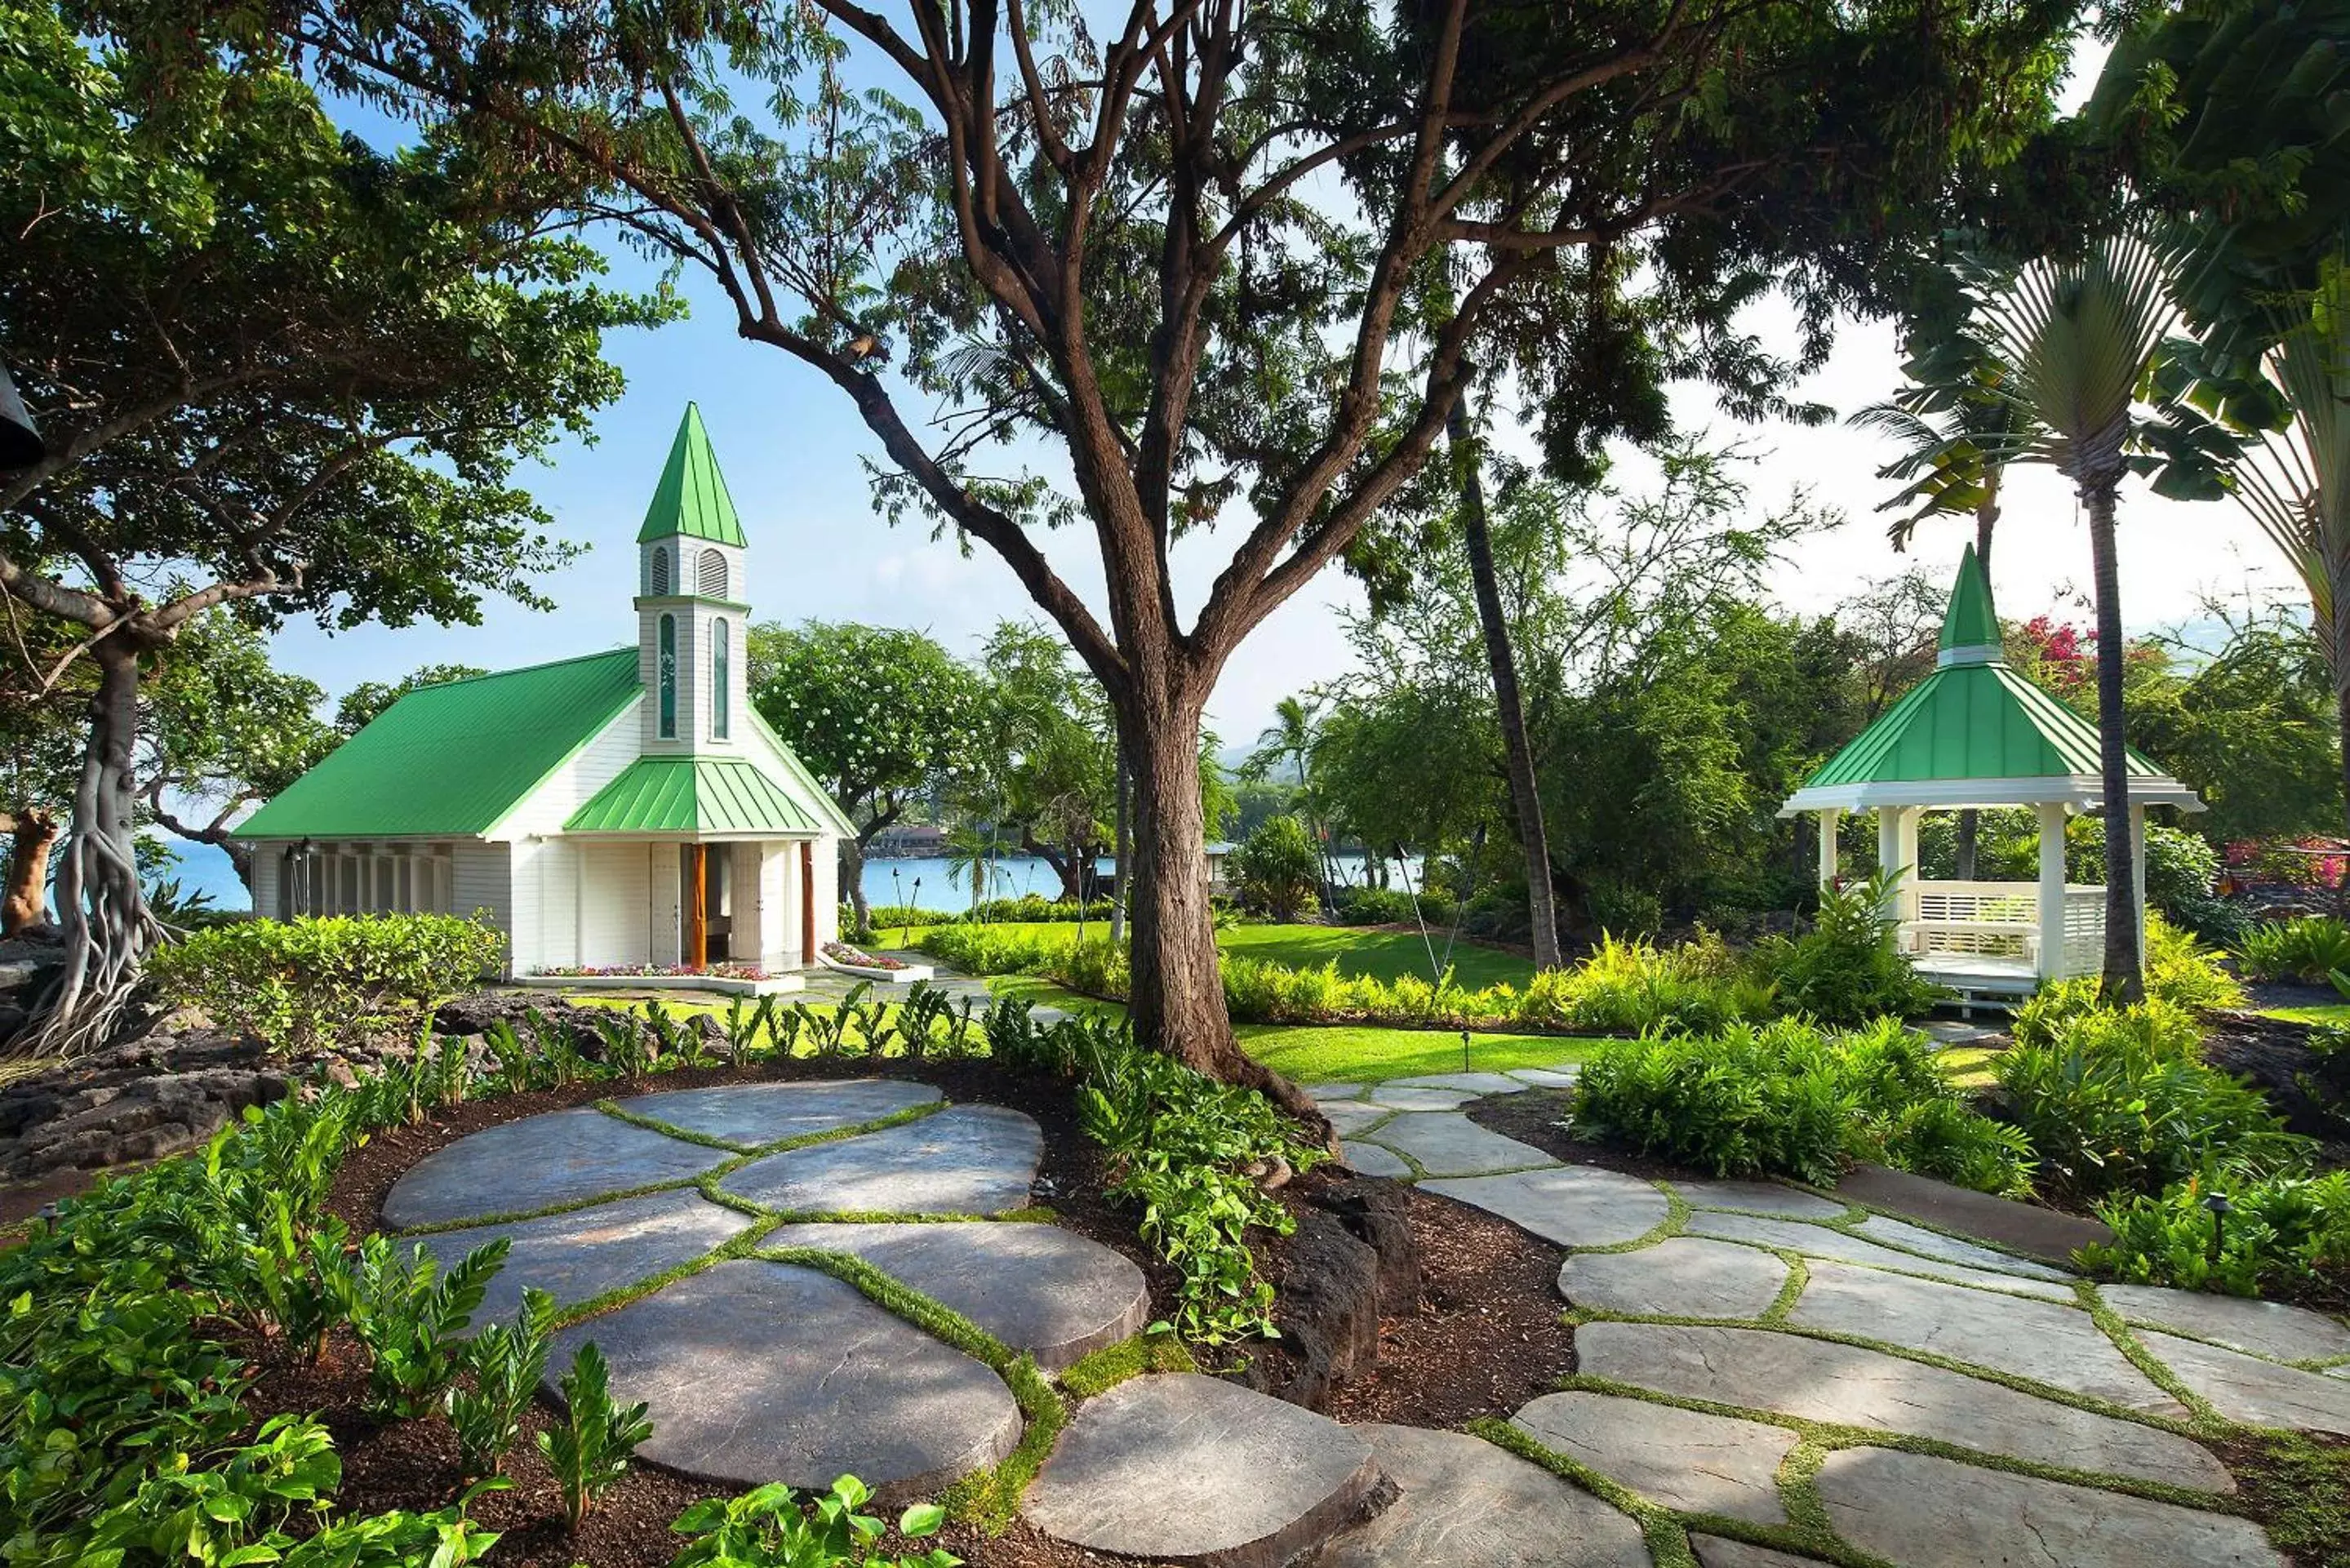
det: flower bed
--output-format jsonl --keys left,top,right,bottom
{"left": 818, "top": 941, "right": 934, "bottom": 984}
{"left": 522, "top": 963, "right": 803, "bottom": 997}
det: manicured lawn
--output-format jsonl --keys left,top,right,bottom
{"left": 1215, "top": 922, "right": 1534, "bottom": 989}
{"left": 1237, "top": 1024, "right": 1594, "bottom": 1086}
{"left": 2260, "top": 1002, "right": 2350, "bottom": 1026}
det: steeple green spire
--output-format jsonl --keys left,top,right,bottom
{"left": 637, "top": 403, "right": 747, "bottom": 547}
{"left": 1937, "top": 544, "right": 2001, "bottom": 664}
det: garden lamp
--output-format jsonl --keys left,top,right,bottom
{"left": 0, "top": 363, "right": 42, "bottom": 469}
{"left": 2202, "top": 1192, "right": 2233, "bottom": 1264}
{"left": 1460, "top": 1028, "right": 1472, "bottom": 1073}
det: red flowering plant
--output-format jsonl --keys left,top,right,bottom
{"left": 2228, "top": 837, "right": 2350, "bottom": 891}
{"left": 535, "top": 962, "right": 774, "bottom": 979}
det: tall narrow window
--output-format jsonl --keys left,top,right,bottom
{"left": 650, "top": 546, "right": 670, "bottom": 595}
{"left": 712, "top": 618, "right": 731, "bottom": 739}
{"left": 658, "top": 614, "right": 677, "bottom": 738}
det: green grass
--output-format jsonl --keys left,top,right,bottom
{"left": 2261, "top": 1002, "right": 2350, "bottom": 1026}
{"left": 1216, "top": 922, "right": 1534, "bottom": 989}
{"left": 1237, "top": 1023, "right": 1595, "bottom": 1085}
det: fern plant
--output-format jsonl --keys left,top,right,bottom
{"left": 538, "top": 1341, "right": 652, "bottom": 1530}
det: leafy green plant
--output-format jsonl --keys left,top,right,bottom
{"left": 1993, "top": 1003, "right": 2311, "bottom": 1202}
{"left": 2082, "top": 1169, "right": 2350, "bottom": 1298}
{"left": 668, "top": 1474, "right": 959, "bottom": 1568}
{"left": 1230, "top": 815, "right": 1322, "bottom": 920}
{"left": 450, "top": 1286, "right": 557, "bottom": 1481}
{"left": 2237, "top": 916, "right": 2350, "bottom": 984}
{"left": 146, "top": 913, "right": 504, "bottom": 1053}
{"left": 538, "top": 1340, "right": 653, "bottom": 1530}
{"left": 350, "top": 1235, "right": 510, "bottom": 1417}
{"left": 1745, "top": 872, "right": 1944, "bottom": 1025}
{"left": 887, "top": 979, "right": 953, "bottom": 1058}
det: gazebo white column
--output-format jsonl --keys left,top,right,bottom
{"left": 2036, "top": 802, "right": 2068, "bottom": 979}
{"left": 1816, "top": 807, "right": 1841, "bottom": 891}
{"left": 1877, "top": 806, "right": 1919, "bottom": 921}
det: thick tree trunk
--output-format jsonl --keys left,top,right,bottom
{"left": 1, "top": 808, "right": 57, "bottom": 935}
{"left": 2086, "top": 484, "right": 2143, "bottom": 1002}
{"left": 840, "top": 834, "right": 872, "bottom": 939}
{"left": 1122, "top": 687, "right": 1324, "bottom": 1130}
{"left": 22, "top": 639, "right": 162, "bottom": 1055}
{"left": 1447, "top": 399, "right": 1562, "bottom": 968}
{"left": 1110, "top": 743, "right": 1129, "bottom": 945}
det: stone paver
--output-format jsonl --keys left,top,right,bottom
{"left": 1317, "top": 1424, "right": 1650, "bottom": 1568}
{"left": 1815, "top": 1446, "right": 2283, "bottom": 1567}
{"left": 2101, "top": 1284, "right": 2350, "bottom": 1364}
{"left": 1848, "top": 1215, "right": 2072, "bottom": 1281}
{"left": 1831, "top": 1162, "right": 2110, "bottom": 1267}
{"left": 383, "top": 1107, "right": 730, "bottom": 1228}
{"left": 1385, "top": 1072, "right": 1530, "bottom": 1095}
{"left": 720, "top": 1104, "right": 1041, "bottom": 1215}
{"left": 1341, "top": 1140, "right": 1414, "bottom": 1179}
{"left": 1513, "top": 1391, "right": 1795, "bottom": 1524}
{"left": 1322, "top": 1101, "right": 1396, "bottom": 1137}
{"left": 546, "top": 1259, "right": 1021, "bottom": 1500}
{"left": 1508, "top": 1065, "right": 1584, "bottom": 1089}
{"left": 1574, "top": 1322, "right": 2232, "bottom": 1490}
{"left": 1422, "top": 1165, "right": 1672, "bottom": 1248}
{"left": 1357, "top": 1085, "right": 1479, "bottom": 1113}
{"left": 416, "top": 1188, "right": 754, "bottom": 1323}
{"left": 1360, "top": 1112, "right": 1556, "bottom": 1177}
{"left": 1682, "top": 1211, "right": 2076, "bottom": 1300}
{"left": 1025, "top": 1374, "right": 1380, "bottom": 1566}
{"left": 765, "top": 1220, "right": 1146, "bottom": 1370}
{"left": 1559, "top": 1237, "right": 1788, "bottom": 1321}
{"left": 614, "top": 1078, "right": 940, "bottom": 1147}
{"left": 1690, "top": 1538, "right": 1825, "bottom": 1568}
{"left": 2140, "top": 1330, "right": 2350, "bottom": 1434}
{"left": 1306, "top": 1083, "right": 1366, "bottom": 1103}
{"left": 1789, "top": 1260, "right": 2180, "bottom": 1414}
{"left": 1671, "top": 1179, "right": 1847, "bottom": 1220}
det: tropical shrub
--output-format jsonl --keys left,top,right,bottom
{"left": 1230, "top": 815, "right": 1322, "bottom": 920}
{"left": 349, "top": 1234, "right": 510, "bottom": 1417}
{"left": 1046, "top": 937, "right": 1132, "bottom": 999}
{"left": 537, "top": 1341, "right": 654, "bottom": 1530}
{"left": 2083, "top": 1169, "right": 2350, "bottom": 1298}
{"left": 1572, "top": 1017, "right": 2029, "bottom": 1192}
{"left": 917, "top": 922, "right": 1072, "bottom": 975}
{"left": 450, "top": 1287, "right": 557, "bottom": 1481}
{"left": 2236, "top": 916, "right": 2350, "bottom": 984}
{"left": 148, "top": 912, "right": 504, "bottom": 1053}
{"left": 1334, "top": 886, "right": 1425, "bottom": 925}
{"left": 2143, "top": 913, "right": 2248, "bottom": 1011}
{"left": 1992, "top": 1004, "right": 2311, "bottom": 1202}
{"left": 1746, "top": 873, "right": 1944, "bottom": 1025}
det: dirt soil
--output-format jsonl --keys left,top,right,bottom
{"left": 289, "top": 1058, "right": 1579, "bottom": 1566}
{"left": 2202, "top": 1010, "right": 2350, "bottom": 1162}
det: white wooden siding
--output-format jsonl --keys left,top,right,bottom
{"left": 580, "top": 842, "right": 653, "bottom": 967}
{"left": 451, "top": 841, "right": 513, "bottom": 975}
{"left": 251, "top": 854, "right": 282, "bottom": 920}
{"left": 649, "top": 842, "right": 683, "bottom": 965}
{"left": 495, "top": 704, "right": 641, "bottom": 837}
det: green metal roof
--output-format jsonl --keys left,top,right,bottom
{"left": 637, "top": 403, "right": 747, "bottom": 547}
{"left": 566, "top": 757, "right": 820, "bottom": 835}
{"left": 1939, "top": 543, "right": 1999, "bottom": 652}
{"left": 239, "top": 651, "right": 642, "bottom": 839}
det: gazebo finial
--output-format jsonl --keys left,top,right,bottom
{"left": 1937, "top": 544, "right": 2001, "bottom": 667}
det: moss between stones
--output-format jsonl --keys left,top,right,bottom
{"left": 1057, "top": 1333, "right": 1199, "bottom": 1400}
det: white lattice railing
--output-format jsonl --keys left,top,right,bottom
{"left": 2059, "top": 886, "right": 2106, "bottom": 978}
{"left": 1904, "top": 881, "right": 2037, "bottom": 962}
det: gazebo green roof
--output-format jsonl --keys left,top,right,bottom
{"left": 637, "top": 403, "right": 748, "bottom": 547}
{"left": 1781, "top": 548, "right": 2202, "bottom": 815}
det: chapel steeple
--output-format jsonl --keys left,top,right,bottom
{"left": 635, "top": 404, "right": 749, "bottom": 753}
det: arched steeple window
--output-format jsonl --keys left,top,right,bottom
{"left": 699, "top": 548, "right": 728, "bottom": 599}
{"left": 650, "top": 546, "right": 671, "bottom": 596}
{"left": 657, "top": 614, "right": 677, "bottom": 738}
{"left": 712, "top": 618, "right": 731, "bottom": 739}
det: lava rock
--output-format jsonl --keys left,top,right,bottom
{"left": 1250, "top": 1209, "right": 1382, "bottom": 1410}
{"left": 1310, "top": 1175, "right": 1422, "bottom": 1310}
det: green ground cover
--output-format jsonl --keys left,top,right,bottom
{"left": 1215, "top": 922, "right": 1534, "bottom": 988}
{"left": 2259, "top": 1002, "right": 2350, "bottom": 1026}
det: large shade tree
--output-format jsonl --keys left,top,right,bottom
{"left": 0, "top": 3, "right": 657, "bottom": 1050}
{"left": 266, "top": 0, "right": 2080, "bottom": 1106}
{"left": 749, "top": 620, "right": 981, "bottom": 932}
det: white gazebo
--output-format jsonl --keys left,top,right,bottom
{"left": 1780, "top": 547, "right": 2203, "bottom": 1005}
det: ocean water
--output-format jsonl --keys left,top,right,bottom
{"left": 159, "top": 842, "right": 1397, "bottom": 915}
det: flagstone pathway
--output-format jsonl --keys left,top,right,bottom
{"left": 378, "top": 1071, "right": 2350, "bottom": 1566}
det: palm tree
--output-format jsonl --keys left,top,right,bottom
{"left": 1854, "top": 332, "right": 2031, "bottom": 881}
{"left": 2190, "top": 255, "right": 2350, "bottom": 833}
{"left": 941, "top": 822, "right": 1001, "bottom": 915}
{"left": 1244, "top": 695, "right": 1337, "bottom": 906}
{"left": 1968, "top": 226, "right": 2184, "bottom": 1002}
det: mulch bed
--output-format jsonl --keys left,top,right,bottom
{"left": 282, "top": 1057, "right": 1578, "bottom": 1566}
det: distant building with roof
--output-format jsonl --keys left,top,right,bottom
{"left": 237, "top": 406, "right": 854, "bottom": 981}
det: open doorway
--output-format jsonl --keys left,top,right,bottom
{"left": 681, "top": 844, "right": 732, "bottom": 964}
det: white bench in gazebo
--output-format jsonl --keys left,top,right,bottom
{"left": 1780, "top": 547, "right": 2203, "bottom": 1010}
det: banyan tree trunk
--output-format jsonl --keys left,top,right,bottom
{"left": 21, "top": 638, "right": 163, "bottom": 1055}
{"left": 1, "top": 808, "right": 58, "bottom": 935}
